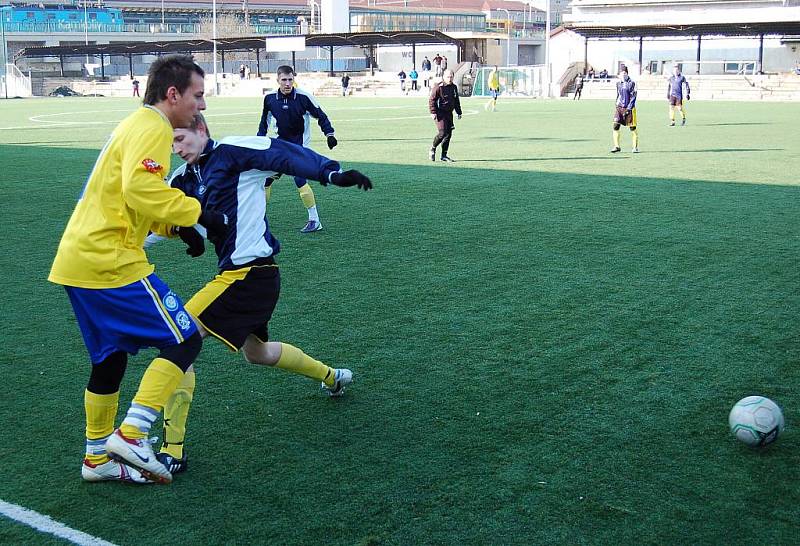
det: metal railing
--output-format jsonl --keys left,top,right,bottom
{"left": 1, "top": 20, "right": 300, "bottom": 35}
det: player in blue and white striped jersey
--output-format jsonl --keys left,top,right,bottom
{"left": 153, "top": 114, "right": 371, "bottom": 472}
{"left": 257, "top": 65, "right": 337, "bottom": 233}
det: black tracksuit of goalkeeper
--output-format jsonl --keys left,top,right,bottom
{"left": 429, "top": 80, "right": 462, "bottom": 160}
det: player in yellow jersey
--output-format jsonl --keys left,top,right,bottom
{"left": 485, "top": 66, "right": 500, "bottom": 111}
{"left": 49, "top": 54, "right": 228, "bottom": 485}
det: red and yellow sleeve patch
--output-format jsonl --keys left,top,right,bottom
{"left": 142, "top": 158, "right": 164, "bottom": 174}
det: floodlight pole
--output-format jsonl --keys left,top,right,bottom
{"left": 1, "top": 13, "right": 7, "bottom": 99}
{"left": 161, "top": 0, "right": 165, "bottom": 31}
{"left": 499, "top": 8, "right": 511, "bottom": 67}
{"left": 213, "top": 0, "right": 219, "bottom": 95}
{"left": 545, "top": 0, "right": 551, "bottom": 97}
{"left": 83, "top": 0, "right": 89, "bottom": 69}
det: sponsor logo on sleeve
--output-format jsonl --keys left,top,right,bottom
{"left": 142, "top": 158, "right": 164, "bottom": 174}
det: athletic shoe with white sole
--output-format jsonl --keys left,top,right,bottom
{"left": 321, "top": 368, "right": 353, "bottom": 397}
{"left": 105, "top": 429, "right": 172, "bottom": 484}
{"left": 156, "top": 452, "right": 188, "bottom": 475}
{"left": 632, "top": 147, "right": 640, "bottom": 153}
{"left": 81, "top": 458, "right": 152, "bottom": 484}
{"left": 300, "top": 220, "right": 323, "bottom": 233}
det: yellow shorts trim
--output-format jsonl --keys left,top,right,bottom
{"left": 185, "top": 268, "right": 252, "bottom": 352}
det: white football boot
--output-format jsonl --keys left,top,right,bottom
{"left": 105, "top": 429, "right": 172, "bottom": 484}
{"left": 82, "top": 459, "right": 152, "bottom": 484}
{"left": 321, "top": 369, "right": 353, "bottom": 397}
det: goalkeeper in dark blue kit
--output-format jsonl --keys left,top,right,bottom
{"left": 257, "top": 65, "right": 337, "bottom": 233}
{"left": 149, "top": 113, "right": 371, "bottom": 474}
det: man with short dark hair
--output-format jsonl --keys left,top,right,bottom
{"left": 257, "top": 65, "right": 337, "bottom": 233}
{"left": 429, "top": 69, "right": 462, "bottom": 162}
{"left": 341, "top": 73, "right": 351, "bottom": 96}
{"left": 611, "top": 66, "right": 639, "bottom": 153}
{"left": 152, "top": 114, "right": 372, "bottom": 473}
{"left": 49, "top": 54, "right": 226, "bottom": 485}
{"left": 667, "top": 65, "right": 691, "bottom": 126}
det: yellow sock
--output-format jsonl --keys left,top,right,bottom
{"left": 120, "top": 358, "right": 184, "bottom": 439}
{"left": 265, "top": 185, "right": 272, "bottom": 203}
{"left": 632, "top": 129, "right": 640, "bottom": 148}
{"left": 681, "top": 104, "right": 686, "bottom": 119}
{"left": 276, "top": 342, "right": 335, "bottom": 385}
{"left": 669, "top": 108, "right": 675, "bottom": 122}
{"left": 84, "top": 390, "right": 119, "bottom": 465}
{"left": 161, "top": 370, "right": 195, "bottom": 460}
{"left": 613, "top": 130, "right": 620, "bottom": 148}
{"left": 298, "top": 183, "right": 316, "bottom": 210}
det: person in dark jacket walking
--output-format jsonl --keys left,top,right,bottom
{"left": 428, "top": 69, "right": 462, "bottom": 162}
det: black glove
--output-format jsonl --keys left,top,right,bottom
{"left": 328, "top": 170, "right": 373, "bottom": 191}
{"left": 176, "top": 226, "right": 205, "bottom": 257}
{"left": 327, "top": 135, "right": 338, "bottom": 150}
{"left": 198, "top": 210, "right": 230, "bottom": 242}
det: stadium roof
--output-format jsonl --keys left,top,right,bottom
{"left": 564, "top": 20, "right": 800, "bottom": 38}
{"left": 16, "top": 30, "right": 460, "bottom": 59}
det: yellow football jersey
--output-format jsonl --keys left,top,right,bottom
{"left": 49, "top": 106, "right": 201, "bottom": 289}
{"left": 488, "top": 70, "right": 500, "bottom": 91}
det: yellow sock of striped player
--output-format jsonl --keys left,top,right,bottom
{"left": 632, "top": 129, "right": 640, "bottom": 149}
{"left": 276, "top": 342, "right": 335, "bottom": 385}
{"left": 670, "top": 108, "right": 676, "bottom": 122}
{"left": 161, "top": 369, "right": 195, "bottom": 459}
{"left": 120, "top": 358, "right": 184, "bottom": 439}
{"left": 298, "top": 183, "right": 316, "bottom": 210}
{"left": 613, "top": 130, "right": 621, "bottom": 148}
{"left": 84, "top": 390, "right": 119, "bottom": 465}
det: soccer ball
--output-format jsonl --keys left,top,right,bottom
{"left": 728, "top": 396, "right": 785, "bottom": 447}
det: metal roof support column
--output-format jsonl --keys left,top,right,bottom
{"left": 292, "top": 50, "right": 296, "bottom": 70}
{"left": 128, "top": 53, "right": 133, "bottom": 78}
{"left": 696, "top": 35, "right": 701, "bottom": 74}
{"left": 100, "top": 53, "right": 105, "bottom": 79}
{"left": 637, "top": 36, "right": 642, "bottom": 75}
{"left": 329, "top": 45, "right": 334, "bottom": 76}
{"left": 59, "top": 54, "right": 64, "bottom": 77}
{"left": 758, "top": 33, "right": 764, "bottom": 74}
{"left": 369, "top": 45, "right": 375, "bottom": 76}
{"left": 256, "top": 47, "right": 260, "bottom": 76}
{"left": 221, "top": 49, "right": 225, "bottom": 72}
{"left": 583, "top": 37, "right": 588, "bottom": 74}
{"left": 412, "top": 42, "right": 416, "bottom": 68}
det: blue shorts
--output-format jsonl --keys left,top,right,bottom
{"left": 65, "top": 273, "right": 197, "bottom": 364}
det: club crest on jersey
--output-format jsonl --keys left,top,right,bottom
{"left": 163, "top": 292, "right": 179, "bottom": 311}
{"left": 142, "top": 158, "right": 163, "bottom": 174}
{"left": 198, "top": 185, "right": 207, "bottom": 195}
{"left": 176, "top": 311, "right": 192, "bottom": 331}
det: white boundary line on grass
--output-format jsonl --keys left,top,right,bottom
{"left": 0, "top": 499, "right": 118, "bottom": 546}
{"left": 0, "top": 105, "right": 481, "bottom": 131}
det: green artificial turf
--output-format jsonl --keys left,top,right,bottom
{"left": 0, "top": 95, "right": 798, "bottom": 545}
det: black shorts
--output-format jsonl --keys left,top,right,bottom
{"left": 185, "top": 259, "right": 280, "bottom": 351}
{"left": 669, "top": 96, "right": 683, "bottom": 107}
{"left": 614, "top": 106, "right": 634, "bottom": 126}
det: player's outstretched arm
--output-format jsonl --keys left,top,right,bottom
{"left": 324, "top": 170, "right": 373, "bottom": 191}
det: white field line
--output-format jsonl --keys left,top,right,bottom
{"left": 1, "top": 106, "right": 480, "bottom": 131}
{"left": 0, "top": 499, "right": 117, "bottom": 546}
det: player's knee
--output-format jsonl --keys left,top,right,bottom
{"left": 159, "top": 331, "right": 202, "bottom": 372}
{"left": 613, "top": 123, "right": 621, "bottom": 131}
{"left": 87, "top": 351, "right": 128, "bottom": 394}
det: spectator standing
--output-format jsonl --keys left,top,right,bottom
{"left": 409, "top": 68, "right": 419, "bottom": 91}
{"left": 341, "top": 73, "right": 351, "bottom": 96}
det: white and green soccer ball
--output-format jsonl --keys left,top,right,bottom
{"left": 728, "top": 396, "right": 785, "bottom": 447}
